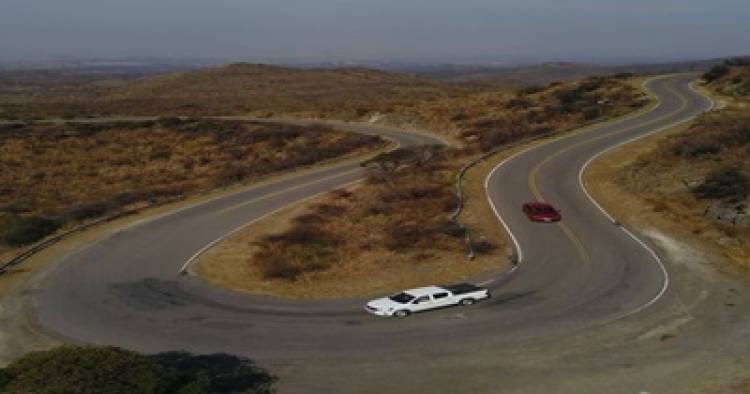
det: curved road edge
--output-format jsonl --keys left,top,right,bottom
{"left": 482, "top": 74, "right": 715, "bottom": 321}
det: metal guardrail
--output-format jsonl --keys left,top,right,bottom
{"left": 0, "top": 210, "right": 138, "bottom": 275}
{"left": 450, "top": 146, "right": 511, "bottom": 261}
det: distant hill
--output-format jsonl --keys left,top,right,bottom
{"left": 703, "top": 60, "right": 750, "bottom": 99}
{"left": 97, "top": 63, "right": 471, "bottom": 116}
{"left": 0, "top": 63, "right": 480, "bottom": 119}
{"left": 2, "top": 57, "right": 746, "bottom": 120}
{"left": 409, "top": 58, "right": 740, "bottom": 85}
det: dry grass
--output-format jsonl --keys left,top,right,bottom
{"left": 704, "top": 62, "right": 750, "bottom": 100}
{"left": 197, "top": 146, "right": 505, "bottom": 299}
{"left": 587, "top": 69, "right": 750, "bottom": 276}
{"left": 376, "top": 75, "right": 646, "bottom": 148}
{"left": 0, "top": 64, "right": 478, "bottom": 121}
{"left": 0, "top": 65, "right": 644, "bottom": 151}
{"left": 0, "top": 119, "right": 385, "bottom": 250}
{"left": 196, "top": 75, "right": 645, "bottom": 298}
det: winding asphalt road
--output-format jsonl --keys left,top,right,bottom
{"left": 6, "top": 74, "right": 750, "bottom": 393}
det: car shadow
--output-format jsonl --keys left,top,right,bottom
{"left": 483, "top": 291, "right": 536, "bottom": 307}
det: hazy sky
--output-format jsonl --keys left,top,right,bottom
{"left": 1, "top": 0, "right": 749, "bottom": 64}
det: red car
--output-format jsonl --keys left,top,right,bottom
{"left": 522, "top": 202, "right": 561, "bottom": 223}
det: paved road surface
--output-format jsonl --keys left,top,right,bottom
{"left": 6, "top": 74, "right": 750, "bottom": 393}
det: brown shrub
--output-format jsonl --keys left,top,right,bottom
{"left": 0, "top": 120, "right": 384, "bottom": 246}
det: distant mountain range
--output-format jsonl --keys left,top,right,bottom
{"left": 2, "top": 55, "right": 747, "bottom": 86}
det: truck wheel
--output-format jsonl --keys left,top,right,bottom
{"left": 459, "top": 298, "right": 475, "bottom": 306}
{"left": 393, "top": 310, "right": 411, "bottom": 318}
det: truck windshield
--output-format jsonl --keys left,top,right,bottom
{"left": 389, "top": 292, "right": 415, "bottom": 304}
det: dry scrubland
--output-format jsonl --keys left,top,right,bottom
{"left": 0, "top": 64, "right": 645, "bottom": 296}
{"left": 599, "top": 61, "right": 750, "bottom": 274}
{"left": 0, "top": 64, "right": 644, "bottom": 151}
{"left": 198, "top": 75, "right": 646, "bottom": 298}
{"left": 387, "top": 74, "right": 644, "bottom": 150}
{"left": 200, "top": 146, "right": 499, "bottom": 298}
{"left": 0, "top": 64, "right": 480, "bottom": 120}
{"left": 0, "top": 119, "right": 384, "bottom": 257}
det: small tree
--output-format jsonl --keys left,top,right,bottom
{"left": 0, "top": 347, "right": 162, "bottom": 394}
{"left": 693, "top": 167, "right": 750, "bottom": 202}
{"left": 0, "top": 215, "right": 61, "bottom": 246}
{"left": 0, "top": 346, "right": 276, "bottom": 394}
{"left": 703, "top": 64, "right": 731, "bottom": 82}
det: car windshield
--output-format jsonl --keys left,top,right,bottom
{"left": 536, "top": 206, "right": 556, "bottom": 214}
{"left": 389, "top": 292, "right": 416, "bottom": 304}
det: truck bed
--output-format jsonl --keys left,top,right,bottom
{"left": 443, "top": 283, "right": 485, "bottom": 295}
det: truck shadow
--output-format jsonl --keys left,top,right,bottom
{"left": 483, "top": 291, "right": 536, "bottom": 307}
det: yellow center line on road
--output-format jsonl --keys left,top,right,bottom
{"left": 526, "top": 80, "right": 689, "bottom": 264}
{"left": 558, "top": 222, "right": 593, "bottom": 265}
{"left": 214, "top": 167, "right": 363, "bottom": 216}
{"left": 527, "top": 80, "right": 688, "bottom": 202}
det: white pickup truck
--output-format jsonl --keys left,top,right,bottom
{"left": 365, "top": 283, "right": 490, "bottom": 317}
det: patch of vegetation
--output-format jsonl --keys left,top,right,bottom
{"left": 0, "top": 215, "right": 61, "bottom": 246}
{"left": 703, "top": 64, "right": 731, "bottom": 83}
{"left": 0, "top": 346, "right": 275, "bottom": 394}
{"left": 693, "top": 167, "right": 750, "bottom": 202}
{"left": 390, "top": 75, "right": 644, "bottom": 151}
{"left": 249, "top": 145, "right": 476, "bottom": 281}
{"left": 607, "top": 63, "right": 750, "bottom": 280}
{"left": 240, "top": 76, "right": 642, "bottom": 283}
{"left": 626, "top": 110, "right": 750, "bottom": 204}
{"left": 0, "top": 64, "right": 478, "bottom": 119}
{"left": 704, "top": 61, "right": 750, "bottom": 99}
{"left": 0, "top": 119, "right": 384, "bottom": 247}
{"left": 617, "top": 75, "right": 750, "bottom": 270}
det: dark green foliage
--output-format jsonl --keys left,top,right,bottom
{"left": 0, "top": 369, "right": 10, "bottom": 388}
{"left": 0, "top": 346, "right": 276, "bottom": 394}
{"left": 441, "top": 221, "right": 467, "bottom": 238}
{"left": 672, "top": 140, "right": 721, "bottom": 157}
{"left": 583, "top": 106, "right": 602, "bottom": 121}
{"left": 0, "top": 215, "right": 61, "bottom": 246}
{"left": 613, "top": 72, "right": 634, "bottom": 79}
{"left": 471, "top": 240, "right": 497, "bottom": 255}
{"left": 64, "top": 202, "right": 112, "bottom": 221}
{"left": 0, "top": 347, "right": 162, "bottom": 394}
{"left": 724, "top": 57, "right": 750, "bottom": 67}
{"left": 150, "top": 352, "right": 276, "bottom": 394}
{"left": 703, "top": 65, "right": 731, "bottom": 82}
{"left": 157, "top": 117, "right": 184, "bottom": 129}
{"left": 693, "top": 167, "right": 750, "bottom": 202}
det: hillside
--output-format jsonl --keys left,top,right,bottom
{"left": 410, "top": 58, "right": 731, "bottom": 85}
{"left": 704, "top": 60, "right": 750, "bottom": 100}
{"left": 596, "top": 63, "right": 750, "bottom": 275}
{"left": 416, "top": 63, "right": 618, "bottom": 85}
{"left": 382, "top": 74, "right": 646, "bottom": 150}
{"left": 0, "top": 64, "right": 477, "bottom": 120}
{"left": 0, "top": 119, "right": 385, "bottom": 255}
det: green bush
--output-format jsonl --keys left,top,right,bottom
{"left": 693, "top": 167, "right": 750, "bottom": 202}
{"left": 672, "top": 140, "right": 721, "bottom": 157}
{"left": 0, "top": 347, "right": 162, "bottom": 394}
{"left": 703, "top": 65, "right": 731, "bottom": 82}
{"left": 0, "top": 346, "right": 276, "bottom": 394}
{"left": 471, "top": 240, "right": 497, "bottom": 255}
{"left": 0, "top": 215, "right": 62, "bottom": 246}
{"left": 150, "top": 351, "right": 276, "bottom": 394}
